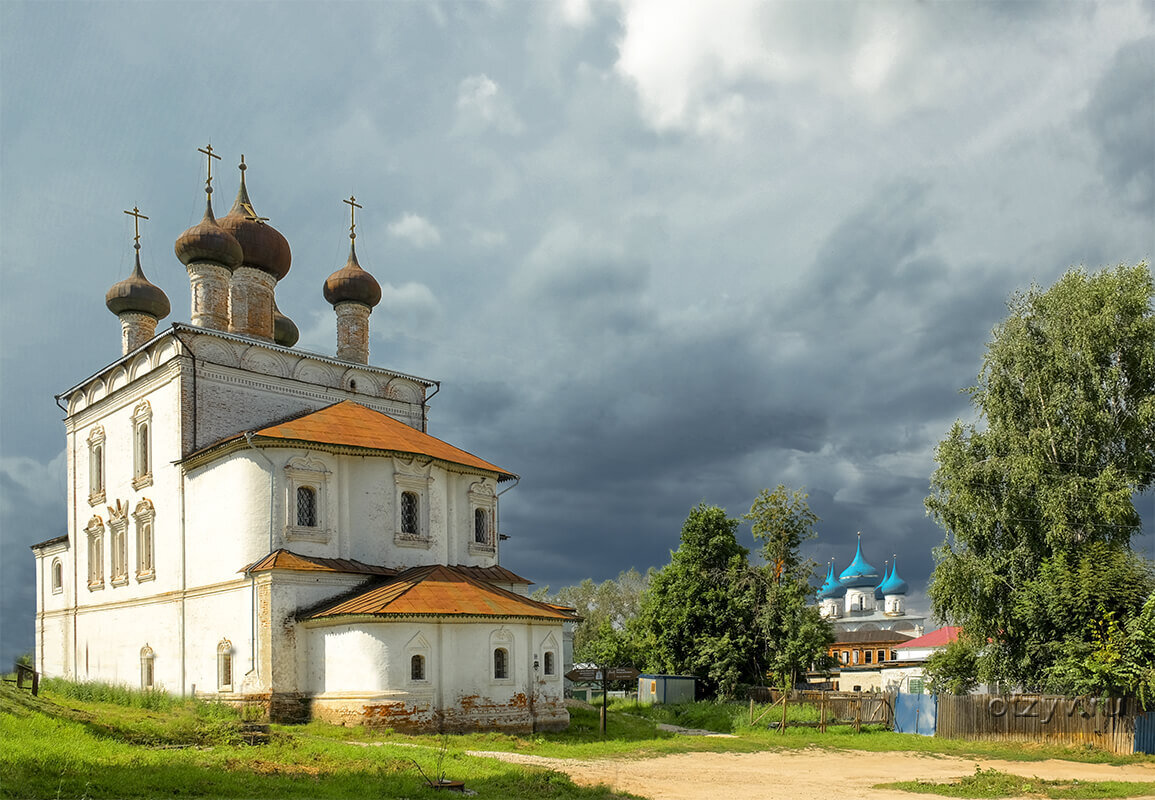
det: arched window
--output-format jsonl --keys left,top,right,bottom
{"left": 474, "top": 508, "right": 488, "bottom": 544}
{"left": 132, "top": 402, "right": 153, "bottom": 489}
{"left": 401, "top": 491, "right": 419, "bottom": 535}
{"left": 296, "top": 486, "right": 317, "bottom": 527}
{"left": 134, "top": 499, "right": 155, "bottom": 580}
{"left": 138, "top": 422, "right": 149, "bottom": 476}
{"left": 411, "top": 654, "right": 425, "bottom": 681}
{"left": 852, "top": 650, "right": 859, "bottom": 665}
{"left": 140, "top": 646, "right": 155, "bottom": 690}
{"left": 51, "top": 559, "right": 63, "bottom": 594}
{"left": 217, "top": 639, "right": 233, "bottom": 692}
{"left": 86, "top": 516, "right": 105, "bottom": 589}
{"left": 493, "top": 647, "right": 509, "bottom": 680}
{"left": 88, "top": 426, "right": 106, "bottom": 504}
{"left": 543, "top": 651, "right": 555, "bottom": 676}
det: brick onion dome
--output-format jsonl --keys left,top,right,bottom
{"left": 323, "top": 242, "right": 381, "bottom": 308}
{"left": 273, "top": 301, "right": 299, "bottom": 347}
{"left": 218, "top": 159, "right": 292, "bottom": 280}
{"left": 174, "top": 196, "right": 243, "bottom": 269}
{"left": 106, "top": 251, "right": 171, "bottom": 319}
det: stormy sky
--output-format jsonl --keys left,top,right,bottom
{"left": 1, "top": 1, "right": 1153, "bottom": 666}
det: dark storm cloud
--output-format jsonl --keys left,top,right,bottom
{"left": 1083, "top": 37, "right": 1155, "bottom": 215}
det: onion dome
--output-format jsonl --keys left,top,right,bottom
{"left": 272, "top": 301, "right": 299, "bottom": 347}
{"left": 175, "top": 196, "right": 243, "bottom": 269}
{"left": 878, "top": 555, "right": 909, "bottom": 596}
{"left": 817, "top": 560, "right": 846, "bottom": 600}
{"left": 838, "top": 533, "right": 879, "bottom": 588}
{"left": 323, "top": 241, "right": 381, "bottom": 308}
{"left": 874, "top": 562, "right": 889, "bottom": 600}
{"left": 218, "top": 157, "right": 291, "bottom": 280}
{"left": 106, "top": 250, "right": 170, "bottom": 319}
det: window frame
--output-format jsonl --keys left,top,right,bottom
{"left": 85, "top": 516, "right": 105, "bottom": 590}
{"left": 87, "top": 427, "right": 106, "bottom": 506}
{"left": 217, "top": 639, "right": 234, "bottom": 693}
{"left": 51, "top": 558, "right": 63, "bottom": 594}
{"left": 140, "top": 645, "right": 155, "bottom": 690}
{"left": 493, "top": 647, "right": 509, "bottom": 680}
{"left": 284, "top": 457, "right": 331, "bottom": 544}
{"left": 131, "top": 401, "right": 153, "bottom": 490}
{"left": 410, "top": 653, "right": 426, "bottom": 682}
{"left": 468, "top": 480, "right": 496, "bottom": 556}
{"left": 133, "top": 499, "right": 155, "bottom": 581}
{"left": 543, "top": 651, "right": 555, "bottom": 677}
{"left": 393, "top": 465, "right": 432, "bottom": 548}
{"left": 109, "top": 504, "right": 129, "bottom": 587}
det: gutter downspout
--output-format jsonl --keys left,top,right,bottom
{"left": 244, "top": 432, "right": 277, "bottom": 686}
{"left": 422, "top": 381, "right": 440, "bottom": 433}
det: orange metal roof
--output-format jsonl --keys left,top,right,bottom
{"left": 303, "top": 564, "right": 576, "bottom": 621}
{"left": 243, "top": 549, "right": 397, "bottom": 576}
{"left": 251, "top": 400, "right": 515, "bottom": 479}
{"left": 454, "top": 564, "right": 532, "bottom": 585}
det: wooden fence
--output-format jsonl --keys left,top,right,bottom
{"left": 937, "top": 693, "right": 1141, "bottom": 755}
{"left": 748, "top": 689, "right": 893, "bottom": 732}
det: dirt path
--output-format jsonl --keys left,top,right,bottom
{"left": 467, "top": 747, "right": 1155, "bottom": 800}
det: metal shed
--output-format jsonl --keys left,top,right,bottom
{"left": 638, "top": 674, "right": 696, "bottom": 705}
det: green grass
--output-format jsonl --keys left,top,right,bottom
{"left": 879, "top": 765, "right": 1155, "bottom": 798}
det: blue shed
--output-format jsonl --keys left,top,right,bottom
{"left": 638, "top": 674, "right": 696, "bottom": 705}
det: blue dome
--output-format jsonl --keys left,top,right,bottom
{"left": 818, "top": 561, "right": 846, "bottom": 599}
{"left": 878, "top": 556, "right": 909, "bottom": 595}
{"left": 874, "top": 562, "right": 889, "bottom": 600}
{"left": 838, "top": 534, "right": 879, "bottom": 588}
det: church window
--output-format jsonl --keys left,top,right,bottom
{"left": 296, "top": 486, "right": 317, "bottom": 527}
{"left": 468, "top": 480, "right": 496, "bottom": 555}
{"left": 411, "top": 654, "right": 425, "bottom": 681}
{"left": 474, "top": 508, "right": 488, "bottom": 544}
{"left": 51, "top": 559, "right": 63, "bottom": 594}
{"left": 86, "top": 516, "right": 104, "bottom": 589}
{"left": 493, "top": 648, "right": 509, "bottom": 680}
{"left": 134, "top": 499, "right": 155, "bottom": 580}
{"left": 88, "top": 427, "right": 105, "bottom": 505}
{"left": 401, "top": 491, "right": 419, "bottom": 535}
{"left": 140, "top": 646, "right": 155, "bottom": 690}
{"left": 285, "top": 457, "right": 331, "bottom": 544}
{"left": 217, "top": 639, "right": 233, "bottom": 692}
{"left": 132, "top": 402, "right": 153, "bottom": 489}
{"left": 110, "top": 516, "right": 128, "bottom": 586}
{"left": 543, "top": 651, "right": 555, "bottom": 676}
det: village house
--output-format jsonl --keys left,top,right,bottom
{"left": 31, "top": 150, "right": 577, "bottom": 732}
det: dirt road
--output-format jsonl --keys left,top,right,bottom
{"left": 469, "top": 747, "right": 1155, "bottom": 800}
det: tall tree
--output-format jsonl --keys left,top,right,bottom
{"left": 536, "top": 568, "right": 650, "bottom": 666}
{"left": 926, "top": 263, "right": 1155, "bottom": 689}
{"left": 744, "top": 486, "right": 834, "bottom": 690}
{"left": 638, "top": 504, "right": 760, "bottom": 699}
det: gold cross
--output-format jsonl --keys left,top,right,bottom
{"left": 343, "top": 195, "right": 362, "bottom": 240}
{"left": 197, "top": 143, "right": 221, "bottom": 190}
{"left": 123, "top": 206, "right": 149, "bottom": 250}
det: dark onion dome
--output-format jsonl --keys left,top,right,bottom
{"left": 272, "top": 301, "right": 299, "bottom": 347}
{"left": 878, "top": 556, "right": 909, "bottom": 596}
{"left": 837, "top": 533, "right": 879, "bottom": 588}
{"left": 817, "top": 560, "right": 846, "bottom": 600}
{"left": 106, "top": 252, "right": 171, "bottom": 319}
{"left": 218, "top": 163, "right": 291, "bottom": 280}
{"left": 174, "top": 197, "right": 243, "bottom": 269}
{"left": 323, "top": 242, "right": 381, "bottom": 308}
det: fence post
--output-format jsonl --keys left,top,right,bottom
{"left": 781, "top": 688, "right": 789, "bottom": 733}
{"left": 820, "top": 693, "right": 827, "bottom": 733}
{"left": 749, "top": 697, "right": 754, "bottom": 726}
{"left": 855, "top": 696, "right": 861, "bottom": 733}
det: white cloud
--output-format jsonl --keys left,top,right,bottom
{"left": 455, "top": 73, "right": 525, "bottom": 135}
{"left": 0, "top": 450, "right": 66, "bottom": 515}
{"left": 387, "top": 213, "right": 442, "bottom": 248}
{"left": 468, "top": 225, "right": 508, "bottom": 247}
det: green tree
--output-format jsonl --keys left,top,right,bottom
{"left": 537, "top": 568, "right": 650, "bottom": 665}
{"left": 638, "top": 504, "right": 760, "bottom": 699}
{"left": 926, "top": 263, "right": 1155, "bottom": 690}
{"left": 924, "top": 637, "right": 980, "bottom": 695}
{"left": 744, "top": 486, "right": 834, "bottom": 690}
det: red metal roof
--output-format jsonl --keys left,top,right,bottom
{"left": 242, "top": 400, "right": 514, "bottom": 479}
{"left": 303, "top": 564, "right": 576, "bottom": 621}
{"left": 242, "top": 549, "right": 397, "bottom": 576}
{"left": 897, "top": 626, "right": 962, "bottom": 650}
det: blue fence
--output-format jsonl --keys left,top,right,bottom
{"left": 1135, "top": 710, "right": 1155, "bottom": 754}
{"left": 894, "top": 692, "right": 937, "bottom": 736}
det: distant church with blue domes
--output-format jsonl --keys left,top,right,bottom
{"left": 817, "top": 533, "right": 925, "bottom": 637}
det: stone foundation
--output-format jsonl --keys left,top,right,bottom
{"left": 309, "top": 692, "right": 569, "bottom": 733}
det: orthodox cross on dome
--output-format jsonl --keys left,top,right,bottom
{"left": 197, "top": 143, "right": 221, "bottom": 194}
{"left": 343, "top": 195, "right": 362, "bottom": 241}
{"left": 123, "top": 206, "right": 149, "bottom": 252}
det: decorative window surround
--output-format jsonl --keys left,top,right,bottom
{"left": 131, "top": 401, "right": 153, "bottom": 489}
{"left": 407, "top": 632, "right": 430, "bottom": 685}
{"left": 88, "top": 427, "right": 106, "bottom": 506}
{"left": 468, "top": 480, "right": 496, "bottom": 556}
{"left": 217, "top": 639, "right": 234, "bottom": 692}
{"left": 86, "top": 516, "right": 105, "bottom": 590}
{"left": 140, "top": 645, "right": 155, "bottom": 690}
{"left": 284, "top": 456, "right": 331, "bottom": 544}
{"left": 108, "top": 500, "right": 129, "bottom": 587}
{"left": 543, "top": 651, "right": 556, "bottom": 677}
{"left": 133, "top": 499, "right": 155, "bottom": 581}
{"left": 51, "top": 558, "right": 63, "bottom": 594}
{"left": 393, "top": 459, "right": 432, "bottom": 548}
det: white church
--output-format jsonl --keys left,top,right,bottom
{"left": 31, "top": 149, "right": 576, "bottom": 732}
{"left": 816, "top": 533, "right": 925, "bottom": 637}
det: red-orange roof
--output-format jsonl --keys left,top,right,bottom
{"left": 898, "top": 626, "right": 962, "bottom": 650}
{"left": 242, "top": 549, "right": 397, "bottom": 576}
{"left": 253, "top": 400, "right": 514, "bottom": 479}
{"left": 302, "top": 564, "right": 575, "bottom": 622}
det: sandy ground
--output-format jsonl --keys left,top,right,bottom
{"left": 467, "top": 746, "right": 1155, "bottom": 800}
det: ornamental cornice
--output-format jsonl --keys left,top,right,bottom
{"left": 65, "top": 359, "right": 181, "bottom": 431}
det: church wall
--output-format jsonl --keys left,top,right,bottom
{"left": 72, "top": 596, "right": 181, "bottom": 690}
{"left": 184, "top": 454, "right": 276, "bottom": 585}
{"left": 182, "top": 581, "right": 253, "bottom": 696}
